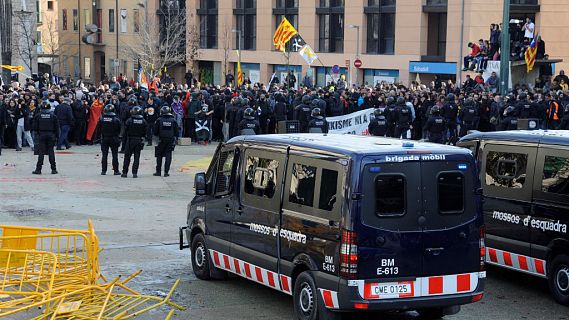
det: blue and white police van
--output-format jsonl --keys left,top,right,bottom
{"left": 459, "top": 130, "right": 569, "bottom": 306}
{"left": 180, "top": 134, "right": 486, "bottom": 319}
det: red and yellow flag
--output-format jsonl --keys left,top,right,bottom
{"left": 0, "top": 65, "right": 24, "bottom": 72}
{"left": 525, "top": 35, "right": 539, "bottom": 72}
{"left": 273, "top": 18, "right": 298, "bottom": 52}
{"left": 236, "top": 51, "right": 243, "bottom": 87}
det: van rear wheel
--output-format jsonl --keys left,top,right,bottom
{"left": 293, "top": 272, "right": 342, "bottom": 320}
{"left": 548, "top": 254, "right": 569, "bottom": 306}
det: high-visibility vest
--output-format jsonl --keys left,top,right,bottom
{"left": 548, "top": 101, "right": 560, "bottom": 121}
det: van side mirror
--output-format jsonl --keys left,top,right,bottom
{"left": 195, "top": 172, "right": 207, "bottom": 196}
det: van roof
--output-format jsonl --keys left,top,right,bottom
{"left": 229, "top": 134, "right": 472, "bottom": 156}
{"left": 461, "top": 130, "right": 569, "bottom": 146}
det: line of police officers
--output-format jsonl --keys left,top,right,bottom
{"left": 31, "top": 98, "right": 179, "bottom": 178}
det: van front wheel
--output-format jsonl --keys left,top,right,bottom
{"left": 293, "top": 272, "right": 342, "bottom": 320}
{"left": 549, "top": 254, "right": 569, "bottom": 306}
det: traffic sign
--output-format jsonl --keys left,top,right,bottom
{"left": 354, "top": 59, "right": 363, "bottom": 68}
{"left": 332, "top": 65, "right": 340, "bottom": 74}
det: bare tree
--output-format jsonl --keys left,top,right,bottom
{"left": 186, "top": 12, "right": 200, "bottom": 75}
{"left": 0, "top": 0, "right": 13, "bottom": 82}
{"left": 41, "top": 14, "right": 62, "bottom": 74}
{"left": 122, "top": 6, "right": 197, "bottom": 79}
{"left": 12, "top": 10, "right": 36, "bottom": 74}
{"left": 220, "top": 21, "right": 231, "bottom": 80}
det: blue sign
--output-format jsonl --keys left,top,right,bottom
{"left": 332, "top": 65, "right": 340, "bottom": 74}
{"left": 409, "top": 61, "right": 457, "bottom": 75}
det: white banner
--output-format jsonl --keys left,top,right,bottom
{"left": 328, "top": 108, "right": 375, "bottom": 135}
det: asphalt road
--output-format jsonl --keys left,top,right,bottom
{"left": 1, "top": 143, "right": 567, "bottom": 319}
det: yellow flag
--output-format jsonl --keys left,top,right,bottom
{"left": 0, "top": 65, "right": 24, "bottom": 72}
{"left": 273, "top": 18, "right": 298, "bottom": 52}
{"left": 236, "top": 51, "right": 243, "bottom": 87}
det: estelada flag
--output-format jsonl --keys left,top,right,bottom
{"left": 236, "top": 51, "right": 244, "bottom": 87}
{"left": 525, "top": 35, "right": 539, "bottom": 72}
{"left": 273, "top": 18, "right": 298, "bottom": 52}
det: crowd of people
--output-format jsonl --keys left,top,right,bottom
{"left": 1, "top": 66, "right": 569, "bottom": 174}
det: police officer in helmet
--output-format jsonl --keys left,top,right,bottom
{"left": 120, "top": 98, "right": 138, "bottom": 153}
{"left": 394, "top": 97, "right": 413, "bottom": 139}
{"left": 424, "top": 106, "right": 447, "bottom": 144}
{"left": 295, "top": 95, "right": 313, "bottom": 133}
{"left": 32, "top": 101, "right": 60, "bottom": 174}
{"left": 384, "top": 97, "right": 397, "bottom": 137}
{"left": 238, "top": 107, "right": 260, "bottom": 135}
{"left": 459, "top": 98, "right": 478, "bottom": 137}
{"left": 153, "top": 106, "right": 179, "bottom": 177}
{"left": 442, "top": 93, "right": 459, "bottom": 144}
{"left": 122, "top": 106, "right": 148, "bottom": 178}
{"left": 368, "top": 108, "right": 388, "bottom": 137}
{"left": 498, "top": 106, "right": 519, "bottom": 131}
{"left": 308, "top": 107, "right": 328, "bottom": 133}
{"left": 99, "top": 104, "right": 122, "bottom": 175}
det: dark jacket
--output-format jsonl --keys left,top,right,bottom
{"left": 54, "top": 102, "right": 75, "bottom": 126}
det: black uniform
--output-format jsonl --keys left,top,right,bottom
{"left": 368, "top": 115, "right": 388, "bottom": 137}
{"left": 424, "top": 115, "right": 447, "bottom": 144}
{"left": 516, "top": 99, "right": 535, "bottom": 119}
{"left": 238, "top": 118, "right": 260, "bottom": 134}
{"left": 0, "top": 103, "right": 7, "bottom": 156}
{"left": 122, "top": 116, "right": 147, "bottom": 176}
{"left": 459, "top": 104, "right": 478, "bottom": 137}
{"left": 385, "top": 104, "right": 397, "bottom": 137}
{"left": 394, "top": 104, "right": 412, "bottom": 139}
{"left": 226, "top": 103, "right": 240, "bottom": 139}
{"left": 499, "top": 117, "right": 519, "bottom": 131}
{"left": 308, "top": 118, "right": 329, "bottom": 133}
{"left": 442, "top": 102, "right": 459, "bottom": 143}
{"left": 33, "top": 109, "right": 60, "bottom": 173}
{"left": 153, "top": 115, "right": 180, "bottom": 176}
{"left": 294, "top": 103, "right": 312, "bottom": 133}
{"left": 99, "top": 114, "right": 122, "bottom": 174}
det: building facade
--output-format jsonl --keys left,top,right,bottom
{"left": 37, "top": 0, "right": 60, "bottom": 76}
{"left": 187, "top": 0, "right": 568, "bottom": 88}
{"left": 54, "top": 0, "right": 186, "bottom": 85}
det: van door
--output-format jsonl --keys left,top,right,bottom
{"left": 481, "top": 144, "right": 537, "bottom": 257}
{"left": 359, "top": 160, "right": 423, "bottom": 279}
{"left": 421, "top": 156, "right": 481, "bottom": 276}
{"left": 231, "top": 147, "right": 286, "bottom": 272}
{"left": 206, "top": 146, "right": 239, "bottom": 255}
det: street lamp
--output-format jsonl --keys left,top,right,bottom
{"left": 348, "top": 24, "right": 360, "bottom": 87}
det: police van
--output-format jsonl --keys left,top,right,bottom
{"left": 180, "top": 134, "right": 486, "bottom": 319}
{"left": 458, "top": 130, "right": 569, "bottom": 306}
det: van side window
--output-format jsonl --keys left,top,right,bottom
{"left": 486, "top": 151, "right": 528, "bottom": 189}
{"left": 319, "top": 169, "right": 338, "bottom": 211}
{"left": 289, "top": 164, "right": 317, "bottom": 207}
{"left": 542, "top": 156, "right": 569, "bottom": 195}
{"left": 244, "top": 156, "right": 279, "bottom": 199}
{"left": 215, "top": 151, "right": 235, "bottom": 195}
{"left": 438, "top": 172, "right": 464, "bottom": 214}
{"left": 375, "top": 175, "right": 406, "bottom": 216}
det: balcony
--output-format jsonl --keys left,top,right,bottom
{"left": 423, "top": 0, "right": 447, "bottom": 13}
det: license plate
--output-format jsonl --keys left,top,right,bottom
{"left": 369, "top": 282, "right": 413, "bottom": 299}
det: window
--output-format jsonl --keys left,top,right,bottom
{"left": 133, "top": 9, "right": 140, "bottom": 33}
{"left": 486, "top": 151, "right": 528, "bottom": 189}
{"left": 366, "top": 0, "right": 396, "bottom": 54}
{"left": 62, "top": 9, "right": 68, "bottom": 31}
{"left": 47, "top": 0, "right": 53, "bottom": 10}
{"left": 84, "top": 57, "right": 91, "bottom": 79}
{"left": 73, "top": 9, "right": 78, "bottom": 31}
{"left": 319, "top": 169, "right": 338, "bottom": 211}
{"left": 215, "top": 151, "right": 235, "bottom": 194}
{"left": 542, "top": 156, "right": 569, "bottom": 195}
{"left": 120, "top": 9, "right": 127, "bottom": 33}
{"left": 198, "top": 0, "right": 218, "bottom": 49}
{"left": 234, "top": 0, "right": 256, "bottom": 50}
{"left": 289, "top": 164, "right": 317, "bottom": 207}
{"left": 438, "top": 172, "right": 464, "bottom": 214}
{"left": 36, "top": 31, "right": 42, "bottom": 53}
{"left": 84, "top": 9, "right": 92, "bottom": 25}
{"left": 375, "top": 175, "right": 405, "bottom": 216}
{"left": 317, "top": 0, "right": 344, "bottom": 53}
{"left": 72, "top": 55, "right": 79, "bottom": 78}
{"left": 244, "top": 156, "right": 279, "bottom": 199}
{"left": 63, "top": 55, "right": 69, "bottom": 76}
{"left": 109, "top": 9, "right": 115, "bottom": 32}
{"left": 426, "top": 13, "right": 447, "bottom": 57}
{"left": 274, "top": 0, "right": 298, "bottom": 33}
{"left": 36, "top": 0, "right": 41, "bottom": 23}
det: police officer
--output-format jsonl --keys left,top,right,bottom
{"left": 384, "top": 97, "right": 397, "bottom": 137}
{"left": 559, "top": 104, "right": 569, "bottom": 130}
{"left": 459, "top": 98, "right": 478, "bottom": 137}
{"left": 120, "top": 98, "right": 137, "bottom": 153}
{"left": 441, "top": 94, "right": 459, "bottom": 144}
{"left": 153, "top": 106, "right": 179, "bottom": 177}
{"left": 122, "top": 106, "right": 148, "bottom": 178}
{"left": 516, "top": 92, "right": 534, "bottom": 119}
{"left": 99, "top": 104, "right": 122, "bottom": 175}
{"left": 295, "top": 95, "right": 312, "bottom": 133}
{"left": 394, "top": 97, "right": 412, "bottom": 139}
{"left": 368, "top": 108, "right": 388, "bottom": 137}
{"left": 32, "top": 102, "right": 59, "bottom": 175}
{"left": 308, "top": 107, "right": 328, "bottom": 133}
{"left": 424, "top": 106, "right": 446, "bottom": 144}
{"left": 498, "top": 106, "right": 519, "bottom": 131}
{"left": 238, "top": 107, "right": 260, "bottom": 135}
{"left": 226, "top": 97, "right": 240, "bottom": 140}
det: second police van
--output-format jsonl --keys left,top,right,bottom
{"left": 180, "top": 134, "right": 486, "bottom": 319}
{"left": 459, "top": 130, "right": 569, "bottom": 306}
